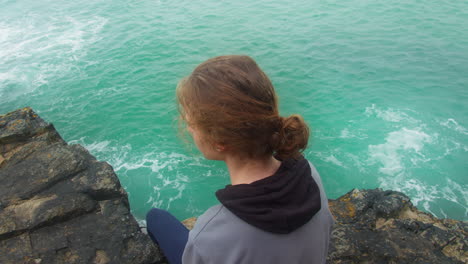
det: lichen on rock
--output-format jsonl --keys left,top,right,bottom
{"left": 327, "top": 189, "right": 467, "bottom": 264}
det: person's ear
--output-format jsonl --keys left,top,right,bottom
{"left": 215, "top": 143, "right": 226, "bottom": 152}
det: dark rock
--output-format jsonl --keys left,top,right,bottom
{"left": 327, "top": 188, "right": 467, "bottom": 264}
{"left": 0, "top": 107, "right": 163, "bottom": 264}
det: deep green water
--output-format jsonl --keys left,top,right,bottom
{"left": 1, "top": 0, "right": 467, "bottom": 221}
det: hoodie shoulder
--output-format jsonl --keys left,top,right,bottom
{"left": 190, "top": 204, "right": 224, "bottom": 240}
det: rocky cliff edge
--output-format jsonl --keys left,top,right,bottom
{"left": 0, "top": 107, "right": 162, "bottom": 264}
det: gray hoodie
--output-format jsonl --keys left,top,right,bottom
{"left": 182, "top": 158, "right": 334, "bottom": 264}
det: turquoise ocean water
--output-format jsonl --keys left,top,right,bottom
{"left": 1, "top": 0, "right": 467, "bottom": 221}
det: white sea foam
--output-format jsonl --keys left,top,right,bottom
{"left": 440, "top": 118, "right": 468, "bottom": 135}
{"left": 379, "top": 175, "right": 467, "bottom": 218}
{"left": 365, "top": 104, "right": 416, "bottom": 123}
{"left": 380, "top": 176, "right": 438, "bottom": 206}
{"left": 344, "top": 153, "right": 367, "bottom": 173}
{"left": 166, "top": 185, "right": 186, "bottom": 210}
{"left": 0, "top": 23, "right": 13, "bottom": 43}
{"left": 364, "top": 105, "right": 468, "bottom": 219}
{"left": 81, "top": 140, "right": 111, "bottom": 153}
{"left": 316, "top": 104, "right": 466, "bottom": 219}
{"left": 368, "top": 127, "right": 432, "bottom": 176}
{"left": 137, "top": 219, "right": 147, "bottom": 228}
{"left": 444, "top": 178, "right": 468, "bottom": 208}
{"left": 69, "top": 137, "right": 132, "bottom": 171}
{"left": 313, "top": 150, "right": 347, "bottom": 168}
{"left": 114, "top": 151, "right": 192, "bottom": 175}
{"left": 0, "top": 16, "right": 107, "bottom": 101}
{"left": 324, "top": 155, "right": 346, "bottom": 168}
{"left": 340, "top": 128, "right": 351, "bottom": 138}
{"left": 428, "top": 139, "right": 465, "bottom": 161}
{"left": 69, "top": 137, "right": 196, "bottom": 212}
{"left": 338, "top": 127, "right": 368, "bottom": 139}
{"left": 0, "top": 72, "right": 15, "bottom": 82}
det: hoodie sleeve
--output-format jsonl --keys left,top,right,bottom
{"left": 182, "top": 242, "right": 205, "bottom": 264}
{"left": 182, "top": 205, "right": 225, "bottom": 264}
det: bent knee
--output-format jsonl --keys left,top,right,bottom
{"left": 146, "top": 208, "right": 170, "bottom": 222}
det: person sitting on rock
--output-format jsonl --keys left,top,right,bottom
{"left": 146, "top": 55, "right": 335, "bottom": 264}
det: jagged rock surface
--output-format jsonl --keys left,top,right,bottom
{"left": 0, "top": 108, "right": 162, "bottom": 264}
{"left": 327, "top": 189, "right": 467, "bottom": 264}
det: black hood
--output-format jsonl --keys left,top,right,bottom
{"left": 215, "top": 157, "right": 321, "bottom": 234}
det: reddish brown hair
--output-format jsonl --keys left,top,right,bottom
{"left": 176, "top": 55, "right": 309, "bottom": 160}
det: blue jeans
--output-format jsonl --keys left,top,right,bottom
{"left": 146, "top": 208, "right": 189, "bottom": 264}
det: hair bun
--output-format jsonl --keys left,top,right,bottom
{"left": 274, "top": 114, "right": 309, "bottom": 159}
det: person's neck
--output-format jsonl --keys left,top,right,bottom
{"left": 224, "top": 155, "right": 281, "bottom": 185}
